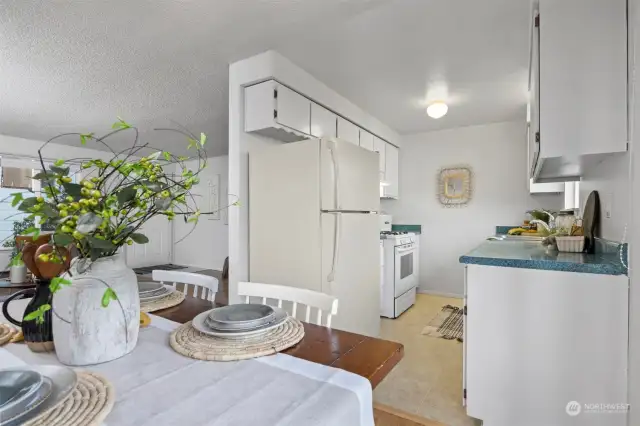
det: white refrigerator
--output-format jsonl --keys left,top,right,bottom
{"left": 249, "top": 138, "right": 381, "bottom": 337}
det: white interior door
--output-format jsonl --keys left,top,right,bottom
{"left": 321, "top": 212, "right": 380, "bottom": 337}
{"left": 125, "top": 215, "right": 172, "bottom": 267}
{"left": 320, "top": 139, "right": 379, "bottom": 212}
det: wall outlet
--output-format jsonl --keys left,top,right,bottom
{"left": 604, "top": 192, "right": 613, "bottom": 219}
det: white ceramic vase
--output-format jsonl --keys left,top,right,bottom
{"left": 52, "top": 254, "right": 140, "bottom": 366}
{"left": 10, "top": 264, "right": 26, "bottom": 284}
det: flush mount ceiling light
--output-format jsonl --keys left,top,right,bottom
{"left": 426, "top": 102, "right": 448, "bottom": 119}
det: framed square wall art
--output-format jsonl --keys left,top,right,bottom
{"left": 437, "top": 166, "right": 473, "bottom": 207}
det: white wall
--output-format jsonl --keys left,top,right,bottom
{"left": 578, "top": 153, "right": 630, "bottom": 241}
{"left": 228, "top": 50, "right": 401, "bottom": 303}
{"left": 628, "top": 0, "right": 639, "bottom": 421}
{"left": 173, "top": 155, "right": 229, "bottom": 271}
{"left": 381, "top": 121, "right": 563, "bottom": 297}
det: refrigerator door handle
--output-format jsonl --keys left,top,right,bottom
{"left": 328, "top": 140, "right": 341, "bottom": 210}
{"left": 327, "top": 212, "right": 341, "bottom": 283}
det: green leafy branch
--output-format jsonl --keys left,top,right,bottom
{"left": 18, "top": 118, "right": 214, "bottom": 323}
{"left": 23, "top": 304, "right": 51, "bottom": 325}
{"left": 26, "top": 118, "right": 209, "bottom": 262}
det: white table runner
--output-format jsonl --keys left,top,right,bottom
{"left": 1, "top": 299, "right": 374, "bottom": 426}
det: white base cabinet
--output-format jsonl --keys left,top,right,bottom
{"left": 464, "top": 265, "right": 628, "bottom": 426}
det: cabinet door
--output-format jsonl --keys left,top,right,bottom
{"left": 310, "top": 103, "right": 337, "bottom": 138}
{"left": 337, "top": 117, "right": 360, "bottom": 145}
{"left": 384, "top": 143, "right": 399, "bottom": 198}
{"left": 528, "top": 11, "right": 541, "bottom": 178}
{"left": 275, "top": 84, "right": 311, "bottom": 135}
{"left": 539, "top": 0, "right": 627, "bottom": 157}
{"left": 373, "top": 136, "right": 386, "bottom": 179}
{"left": 244, "top": 80, "right": 277, "bottom": 133}
{"left": 359, "top": 130, "right": 374, "bottom": 151}
{"left": 462, "top": 266, "right": 468, "bottom": 407}
{"left": 466, "top": 265, "right": 628, "bottom": 424}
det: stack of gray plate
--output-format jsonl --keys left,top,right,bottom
{"left": 138, "top": 282, "right": 175, "bottom": 303}
{"left": 192, "top": 304, "right": 288, "bottom": 338}
{"left": 0, "top": 366, "right": 77, "bottom": 426}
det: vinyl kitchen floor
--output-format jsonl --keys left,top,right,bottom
{"left": 374, "top": 294, "right": 481, "bottom": 426}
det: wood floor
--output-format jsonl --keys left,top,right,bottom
{"left": 374, "top": 403, "right": 448, "bottom": 426}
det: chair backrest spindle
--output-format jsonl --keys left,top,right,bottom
{"left": 151, "top": 271, "right": 219, "bottom": 302}
{"left": 237, "top": 282, "right": 338, "bottom": 327}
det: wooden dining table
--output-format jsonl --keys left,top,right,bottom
{"left": 5, "top": 267, "right": 404, "bottom": 388}
{"left": 150, "top": 284, "right": 404, "bottom": 389}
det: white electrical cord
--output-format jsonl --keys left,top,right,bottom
{"left": 619, "top": 224, "right": 629, "bottom": 272}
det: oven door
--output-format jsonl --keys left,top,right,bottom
{"left": 394, "top": 244, "right": 417, "bottom": 297}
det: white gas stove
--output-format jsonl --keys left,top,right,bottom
{"left": 379, "top": 220, "right": 419, "bottom": 318}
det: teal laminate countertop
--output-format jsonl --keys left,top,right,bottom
{"left": 391, "top": 224, "right": 421, "bottom": 234}
{"left": 459, "top": 240, "right": 627, "bottom": 275}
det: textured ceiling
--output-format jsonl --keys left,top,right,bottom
{"left": 278, "top": 0, "right": 531, "bottom": 135}
{"left": 0, "top": 0, "right": 386, "bottom": 156}
{"left": 1, "top": 0, "right": 530, "bottom": 155}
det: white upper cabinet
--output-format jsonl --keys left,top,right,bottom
{"left": 310, "top": 103, "right": 337, "bottom": 138}
{"left": 528, "top": 10, "right": 541, "bottom": 180}
{"left": 373, "top": 136, "right": 386, "bottom": 179}
{"left": 244, "top": 79, "right": 400, "bottom": 200}
{"left": 337, "top": 117, "right": 360, "bottom": 146}
{"left": 245, "top": 80, "right": 310, "bottom": 142}
{"left": 383, "top": 144, "right": 399, "bottom": 199}
{"left": 359, "top": 130, "right": 374, "bottom": 151}
{"left": 275, "top": 84, "right": 311, "bottom": 136}
{"left": 532, "top": 0, "right": 627, "bottom": 181}
{"left": 528, "top": 121, "right": 563, "bottom": 194}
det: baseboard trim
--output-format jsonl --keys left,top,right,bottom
{"left": 373, "top": 403, "right": 447, "bottom": 426}
{"left": 416, "top": 289, "right": 463, "bottom": 298}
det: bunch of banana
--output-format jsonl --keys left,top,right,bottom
{"left": 507, "top": 227, "right": 528, "bottom": 235}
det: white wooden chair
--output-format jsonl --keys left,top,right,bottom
{"left": 152, "top": 270, "right": 218, "bottom": 301}
{"left": 237, "top": 282, "right": 339, "bottom": 327}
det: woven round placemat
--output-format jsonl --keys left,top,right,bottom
{"left": 23, "top": 371, "right": 115, "bottom": 426}
{"left": 170, "top": 316, "right": 305, "bottom": 361}
{"left": 140, "top": 290, "right": 185, "bottom": 313}
{"left": 0, "top": 323, "right": 18, "bottom": 345}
